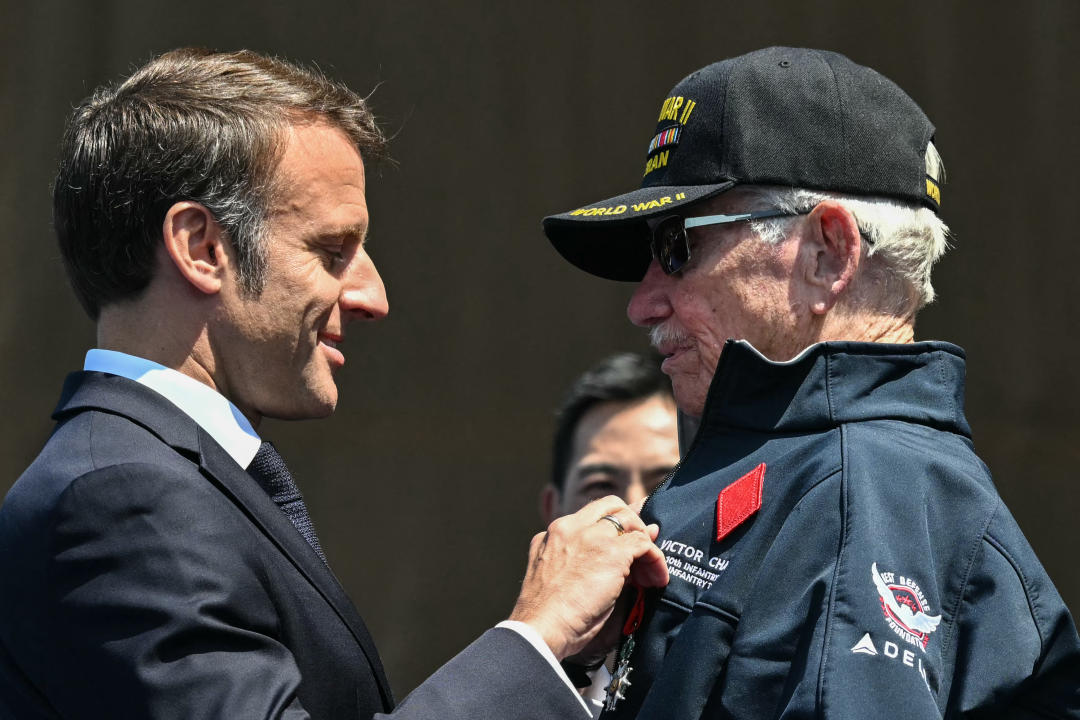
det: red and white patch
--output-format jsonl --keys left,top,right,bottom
{"left": 871, "top": 562, "right": 941, "bottom": 652}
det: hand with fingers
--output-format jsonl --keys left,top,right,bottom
{"left": 508, "top": 496, "right": 668, "bottom": 661}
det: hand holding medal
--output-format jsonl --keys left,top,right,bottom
{"left": 508, "top": 496, "right": 669, "bottom": 662}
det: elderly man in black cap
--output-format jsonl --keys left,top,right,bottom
{"left": 544, "top": 47, "right": 1080, "bottom": 718}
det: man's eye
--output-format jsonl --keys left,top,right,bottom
{"left": 582, "top": 480, "right": 617, "bottom": 497}
{"left": 322, "top": 249, "right": 346, "bottom": 268}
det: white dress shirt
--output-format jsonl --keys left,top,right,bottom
{"left": 83, "top": 349, "right": 589, "bottom": 715}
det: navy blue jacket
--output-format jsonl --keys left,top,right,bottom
{"left": 0, "top": 372, "right": 587, "bottom": 719}
{"left": 605, "top": 341, "right": 1080, "bottom": 718}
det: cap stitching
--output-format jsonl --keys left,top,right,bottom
{"left": 817, "top": 50, "right": 849, "bottom": 184}
{"left": 719, "top": 58, "right": 735, "bottom": 183}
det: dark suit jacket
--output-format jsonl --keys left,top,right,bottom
{"left": 0, "top": 372, "right": 586, "bottom": 719}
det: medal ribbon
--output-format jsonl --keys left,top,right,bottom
{"left": 622, "top": 583, "right": 645, "bottom": 635}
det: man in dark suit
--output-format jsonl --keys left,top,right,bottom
{"left": 0, "top": 48, "right": 667, "bottom": 719}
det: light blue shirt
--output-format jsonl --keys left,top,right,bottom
{"left": 84, "top": 349, "right": 261, "bottom": 468}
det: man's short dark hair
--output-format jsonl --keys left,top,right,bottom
{"left": 54, "top": 47, "right": 389, "bottom": 319}
{"left": 551, "top": 352, "right": 673, "bottom": 491}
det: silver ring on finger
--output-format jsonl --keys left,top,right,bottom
{"left": 598, "top": 514, "right": 626, "bottom": 535}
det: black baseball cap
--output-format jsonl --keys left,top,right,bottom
{"left": 542, "top": 47, "right": 941, "bottom": 281}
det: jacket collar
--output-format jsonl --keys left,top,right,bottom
{"left": 53, "top": 371, "right": 203, "bottom": 455}
{"left": 52, "top": 371, "right": 395, "bottom": 708}
{"left": 682, "top": 340, "right": 971, "bottom": 444}
{"left": 82, "top": 349, "right": 261, "bottom": 468}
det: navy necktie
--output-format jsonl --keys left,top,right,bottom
{"left": 247, "top": 441, "right": 327, "bottom": 564}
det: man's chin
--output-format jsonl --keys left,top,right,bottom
{"left": 261, "top": 389, "right": 339, "bottom": 421}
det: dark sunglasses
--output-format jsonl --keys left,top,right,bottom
{"left": 648, "top": 209, "right": 809, "bottom": 275}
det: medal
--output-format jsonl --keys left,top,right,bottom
{"left": 604, "top": 585, "right": 646, "bottom": 712}
{"left": 605, "top": 634, "right": 635, "bottom": 710}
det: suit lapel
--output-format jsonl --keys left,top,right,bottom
{"left": 53, "top": 372, "right": 395, "bottom": 708}
{"left": 196, "top": 434, "right": 394, "bottom": 707}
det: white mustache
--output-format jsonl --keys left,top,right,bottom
{"left": 649, "top": 322, "right": 691, "bottom": 350}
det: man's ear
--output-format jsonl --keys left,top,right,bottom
{"left": 539, "top": 484, "right": 561, "bottom": 527}
{"left": 161, "top": 201, "right": 229, "bottom": 295}
{"left": 798, "top": 200, "right": 862, "bottom": 315}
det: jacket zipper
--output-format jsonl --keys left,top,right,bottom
{"left": 603, "top": 348, "right": 734, "bottom": 715}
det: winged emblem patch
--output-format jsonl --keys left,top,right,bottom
{"left": 871, "top": 562, "right": 941, "bottom": 652}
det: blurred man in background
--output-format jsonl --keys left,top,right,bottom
{"left": 542, "top": 352, "right": 679, "bottom": 523}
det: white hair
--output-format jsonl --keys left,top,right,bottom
{"left": 739, "top": 143, "right": 951, "bottom": 313}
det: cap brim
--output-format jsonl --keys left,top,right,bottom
{"left": 542, "top": 181, "right": 735, "bottom": 281}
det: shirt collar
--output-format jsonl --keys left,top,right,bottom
{"left": 84, "top": 349, "right": 262, "bottom": 468}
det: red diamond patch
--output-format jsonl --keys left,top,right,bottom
{"left": 716, "top": 463, "right": 766, "bottom": 541}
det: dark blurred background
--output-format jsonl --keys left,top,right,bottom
{"left": 2, "top": 0, "right": 1077, "bottom": 699}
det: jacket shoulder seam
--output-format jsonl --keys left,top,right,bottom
{"left": 815, "top": 422, "right": 850, "bottom": 713}
{"left": 938, "top": 498, "right": 1002, "bottom": 663}
{"left": 983, "top": 523, "right": 1045, "bottom": 658}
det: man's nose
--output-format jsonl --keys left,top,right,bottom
{"left": 340, "top": 252, "right": 389, "bottom": 321}
{"left": 626, "top": 259, "right": 672, "bottom": 328}
{"left": 624, "top": 479, "right": 649, "bottom": 507}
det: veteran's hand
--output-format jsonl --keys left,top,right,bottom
{"left": 508, "top": 496, "right": 668, "bottom": 660}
